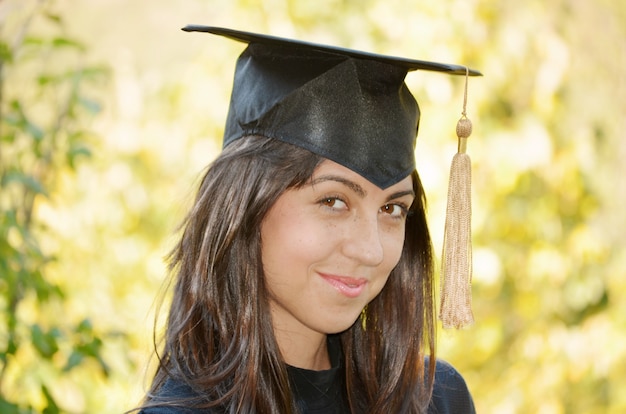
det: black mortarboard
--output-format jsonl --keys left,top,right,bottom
{"left": 183, "top": 25, "right": 481, "bottom": 329}
{"left": 182, "top": 25, "right": 481, "bottom": 189}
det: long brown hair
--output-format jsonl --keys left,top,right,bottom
{"left": 139, "top": 135, "right": 436, "bottom": 413}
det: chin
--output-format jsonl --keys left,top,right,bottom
{"left": 322, "top": 312, "right": 363, "bottom": 335}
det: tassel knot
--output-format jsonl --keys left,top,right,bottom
{"left": 456, "top": 116, "right": 473, "bottom": 140}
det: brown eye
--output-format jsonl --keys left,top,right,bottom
{"left": 318, "top": 197, "right": 348, "bottom": 211}
{"left": 322, "top": 198, "right": 336, "bottom": 207}
{"left": 381, "top": 204, "right": 394, "bottom": 214}
{"left": 380, "top": 204, "right": 408, "bottom": 218}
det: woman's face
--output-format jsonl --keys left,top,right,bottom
{"left": 261, "top": 159, "right": 415, "bottom": 342}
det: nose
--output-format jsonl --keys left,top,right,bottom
{"left": 341, "top": 214, "right": 384, "bottom": 266}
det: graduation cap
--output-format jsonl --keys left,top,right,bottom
{"left": 182, "top": 25, "right": 480, "bottom": 329}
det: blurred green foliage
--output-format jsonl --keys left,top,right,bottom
{"left": 1, "top": 0, "right": 625, "bottom": 413}
{"left": 0, "top": 3, "right": 115, "bottom": 413}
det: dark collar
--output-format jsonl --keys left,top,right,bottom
{"left": 286, "top": 335, "right": 349, "bottom": 413}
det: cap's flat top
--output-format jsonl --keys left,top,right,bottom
{"left": 182, "top": 25, "right": 482, "bottom": 77}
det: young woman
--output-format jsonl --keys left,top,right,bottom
{"left": 136, "top": 26, "right": 477, "bottom": 414}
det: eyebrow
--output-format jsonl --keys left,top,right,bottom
{"left": 386, "top": 189, "right": 416, "bottom": 203}
{"left": 309, "top": 175, "right": 415, "bottom": 201}
{"left": 310, "top": 175, "right": 367, "bottom": 197}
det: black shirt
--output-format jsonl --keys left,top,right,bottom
{"left": 286, "top": 336, "right": 349, "bottom": 413}
{"left": 140, "top": 341, "right": 475, "bottom": 414}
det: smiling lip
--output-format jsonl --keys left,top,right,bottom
{"left": 319, "top": 273, "right": 368, "bottom": 298}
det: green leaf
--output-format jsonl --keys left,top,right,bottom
{"left": 43, "top": 12, "right": 63, "bottom": 26}
{"left": 31, "top": 324, "right": 60, "bottom": 359}
{"left": 1, "top": 129, "right": 17, "bottom": 143}
{"left": 0, "top": 336, "right": 18, "bottom": 362}
{"left": 77, "top": 318, "right": 94, "bottom": 333}
{"left": 78, "top": 337, "right": 103, "bottom": 358}
{"left": 6, "top": 99, "right": 45, "bottom": 142}
{"left": 41, "top": 385, "right": 60, "bottom": 414}
{"left": 0, "top": 41, "right": 13, "bottom": 64}
{"left": 23, "top": 36, "right": 45, "bottom": 47}
{"left": 37, "top": 74, "right": 57, "bottom": 86}
{"left": 33, "top": 269, "right": 64, "bottom": 303}
{"left": 63, "top": 350, "right": 83, "bottom": 372}
{"left": 0, "top": 398, "right": 20, "bottom": 414}
{"left": 77, "top": 95, "right": 102, "bottom": 114}
{"left": 51, "top": 37, "right": 86, "bottom": 52}
{"left": 67, "top": 143, "right": 92, "bottom": 169}
{"left": 1, "top": 171, "right": 48, "bottom": 196}
{"left": 97, "top": 354, "right": 112, "bottom": 377}
{"left": 26, "top": 121, "right": 45, "bottom": 142}
{"left": 77, "top": 65, "right": 111, "bottom": 81}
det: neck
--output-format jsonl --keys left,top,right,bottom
{"left": 274, "top": 329, "right": 330, "bottom": 370}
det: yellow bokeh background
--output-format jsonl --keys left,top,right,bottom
{"left": 1, "top": 0, "right": 625, "bottom": 412}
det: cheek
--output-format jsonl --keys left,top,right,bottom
{"left": 382, "top": 226, "right": 407, "bottom": 268}
{"left": 261, "top": 208, "right": 334, "bottom": 274}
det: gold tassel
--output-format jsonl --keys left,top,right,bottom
{"left": 440, "top": 67, "right": 474, "bottom": 329}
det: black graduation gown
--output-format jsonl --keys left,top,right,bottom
{"left": 140, "top": 340, "right": 475, "bottom": 414}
